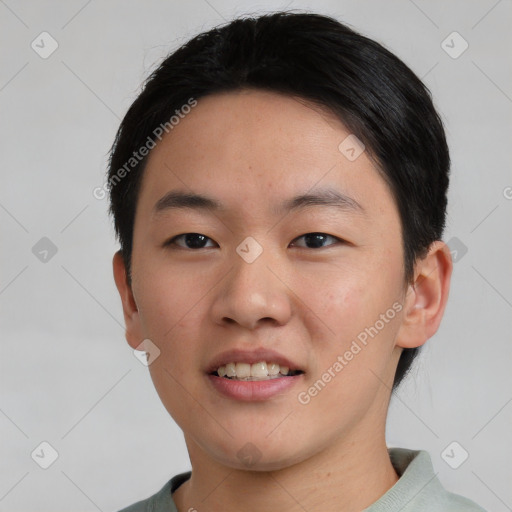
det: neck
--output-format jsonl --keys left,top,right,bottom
{"left": 173, "top": 419, "right": 399, "bottom": 512}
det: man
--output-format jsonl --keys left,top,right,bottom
{"left": 109, "top": 11, "right": 486, "bottom": 512}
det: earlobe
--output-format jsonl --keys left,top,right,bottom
{"left": 396, "top": 241, "right": 453, "bottom": 349}
{"left": 112, "top": 250, "right": 143, "bottom": 350}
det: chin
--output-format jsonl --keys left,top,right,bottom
{"left": 204, "top": 434, "right": 312, "bottom": 472}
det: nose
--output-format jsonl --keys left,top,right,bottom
{"left": 210, "top": 247, "right": 293, "bottom": 330}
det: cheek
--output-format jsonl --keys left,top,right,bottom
{"left": 133, "top": 267, "right": 209, "bottom": 380}
{"left": 295, "top": 266, "right": 373, "bottom": 339}
{"left": 138, "top": 269, "right": 207, "bottom": 421}
{"left": 294, "top": 261, "right": 403, "bottom": 366}
{"left": 135, "top": 264, "right": 202, "bottom": 331}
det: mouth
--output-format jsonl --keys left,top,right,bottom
{"left": 205, "top": 348, "right": 305, "bottom": 400}
{"left": 209, "top": 361, "right": 304, "bottom": 381}
{"left": 207, "top": 361, "right": 305, "bottom": 401}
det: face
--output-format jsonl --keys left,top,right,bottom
{"left": 119, "top": 89, "right": 412, "bottom": 470}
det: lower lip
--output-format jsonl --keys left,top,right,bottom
{"left": 207, "top": 374, "right": 303, "bottom": 401}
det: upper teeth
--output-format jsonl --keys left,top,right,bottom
{"left": 217, "top": 362, "right": 290, "bottom": 379}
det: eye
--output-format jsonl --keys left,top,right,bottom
{"left": 290, "top": 232, "right": 342, "bottom": 249}
{"left": 165, "top": 233, "right": 217, "bottom": 250}
{"left": 165, "top": 232, "right": 343, "bottom": 250}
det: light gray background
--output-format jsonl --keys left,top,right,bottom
{"left": 1, "top": 1, "right": 511, "bottom": 511}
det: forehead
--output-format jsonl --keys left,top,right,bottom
{"left": 136, "top": 89, "right": 395, "bottom": 221}
{"left": 149, "top": 89, "right": 353, "bottom": 167}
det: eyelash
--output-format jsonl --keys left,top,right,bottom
{"left": 165, "top": 232, "right": 344, "bottom": 250}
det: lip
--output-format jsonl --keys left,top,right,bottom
{"left": 205, "top": 347, "right": 303, "bottom": 375}
{"left": 207, "top": 373, "right": 304, "bottom": 401}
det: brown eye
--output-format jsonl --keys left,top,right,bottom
{"left": 166, "top": 233, "right": 216, "bottom": 249}
{"left": 290, "top": 232, "right": 341, "bottom": 249}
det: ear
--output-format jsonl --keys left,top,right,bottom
{"left": 395, "top": 241, "right": 453, "bottom": 349}
{"left": 112, "top": 250, "right": 144, "bottom": 350}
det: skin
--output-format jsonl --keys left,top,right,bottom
{"left": 113, "top": 88, "right": 452, "bottom": 512}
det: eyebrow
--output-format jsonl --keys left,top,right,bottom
{"left": 152, "top": 187, "right": 364, "bottom": 218}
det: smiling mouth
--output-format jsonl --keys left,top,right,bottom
{"left": 210, "top": 361, "right": 304, "bottom": 381}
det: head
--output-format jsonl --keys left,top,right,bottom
{"left": 109, "top": 12, "right": 452, "bottom": 469}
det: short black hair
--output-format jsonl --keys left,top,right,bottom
{"left": 107, "top": 11, "right": 450, "bottom": 391}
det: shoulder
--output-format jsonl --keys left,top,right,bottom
{"left": 115, "top": 478, "right": 176, "bottom": 512}
{"left": 115, "top": 470, "right": 191, "bottom": 512}
{"left": 441, "top": 489, "right": 487, "bottom": 511}
{"left": 365, "top": 448, "right": 488, "bottom": 512}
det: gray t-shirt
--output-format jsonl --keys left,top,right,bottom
{"left": 117, "top": 447, "right": 487, "bottom": 512}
